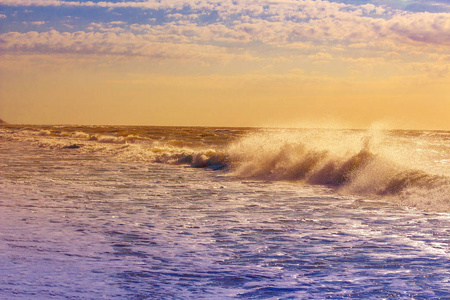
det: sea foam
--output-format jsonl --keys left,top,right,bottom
{"left": 226, "top": 130, "right": 450, "bottom": 211}
{"left": 2, "top": 125, "right": 449, "bottom": 211}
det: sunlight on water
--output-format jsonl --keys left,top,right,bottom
{"left": 0, "top": 125, "right": 449, "bottom": 298}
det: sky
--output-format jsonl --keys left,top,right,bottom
{"left": 0, "top": 0, "right": 449, "bottom": 129}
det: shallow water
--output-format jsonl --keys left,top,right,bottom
{"left": 1, "top": 125, "right": 449, "bottom": 299}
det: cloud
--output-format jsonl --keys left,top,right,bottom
{"left": 1, "top": 0, "right": 449, "bottom": 61}
{"left": 0, "top": 0, "right": 213, "bottom": 10}
{"left": 0, "top": 0, "right": 61, "bottom": 6}
{"left": 408, "top": 61, "right": 449, "bottom": 77}
{"left": 30, "top": 21, "right": 46, "bottom": 26}
{"left": 387, "top": 12, "right": 450, "bottom": 45}
{"left": 404, "top": 1, "right": 450, "bottom": 13}
{"left": 0, "top": 0, "right": 385, "bottom": 17}
{"left": 88, "top": 22, "right": 126, "bottom": 33}
{"left": 308, "top": 52, "right": 333, "bottom": 62}
{"left": 0, "top": 30, "right": 250, "bottom": 63}
{"left": 0, "top": 14, "right": 6, "bottom": 18}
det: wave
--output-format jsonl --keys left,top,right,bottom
{"left": 226, "top": 130, "right": 449, "bottom": 211}
{"left": 11, "top": 129, "right": 230, "bottom": 169}
{"left": 2, "top": 125, "right": 449, "bottom": 211}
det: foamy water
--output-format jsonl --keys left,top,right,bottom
{"left": 1, "top": 125, "right": 449, "bottom": 298}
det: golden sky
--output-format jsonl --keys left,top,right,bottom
{"left": 0, "top": 0, "right": 449, "bottom": 129}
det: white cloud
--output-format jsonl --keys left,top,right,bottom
{"left": 0, "top": 0, "right": 59, "bottom": 5}
{"left": 31, "top": 21, "right": 46, "bottom": 26}
{"left": 0, "top": 0, "right": 215, "bottom": 10}
{"left": 109, "top": 21, "right": 126, "bottom": 26}
{"left": 1, "top": 0, "right": 449, "bottom": 60}
{"left": 386, "top": 12, "right": 450, "bottom": 46}
{"left": 0, "top": 30, "right": 250, "bottom": 63}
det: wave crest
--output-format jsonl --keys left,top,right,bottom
{"left": 3, "top": 125, "right": 448, "bottom": 211}
{"left": 226, "top": 131, "right": 449, "bottom": 210}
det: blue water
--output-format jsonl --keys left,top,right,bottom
{"left": 1, "top": 125, "right": 449, "bottom": 299}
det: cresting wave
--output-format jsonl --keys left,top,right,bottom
{"left": 226, "top": 131, "right": 449, "bottom": 211}
{"left": 1, "top": 125, "right": 449, "bottom": 211}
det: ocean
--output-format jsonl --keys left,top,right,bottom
{"left": 0, "top": 125, "right": 449, "bottom": 299}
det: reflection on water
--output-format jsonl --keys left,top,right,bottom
{"left": 0, "top": 125, "right": 449, "bottom": 298}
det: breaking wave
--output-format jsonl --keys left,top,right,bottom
{"left": 226, "top": 130, "right": 449, "bottom": 211}
{"left": 2, "top": 125, "right": 449, "bottom": 211}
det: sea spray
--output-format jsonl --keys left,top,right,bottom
{"left": 226, "top": 129, "right": 450, "bottom": 210}
{"left": 1, "top": 125, "right": 448, "bottom": 211}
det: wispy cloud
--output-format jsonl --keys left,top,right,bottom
{"left": 1, "top": 0, "right": 449, "bottom": 75}
{"left": 29, "top": 21, "right": 46, "bottom": 26}
{"left": 0, "top": 0, "right": 448, "bottom": 129}
{"left": 0, "top": 30, "right": 251, "bottom": 63}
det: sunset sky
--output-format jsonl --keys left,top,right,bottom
{"left": 0, "top": 0, "right": 449, "bottom": 129}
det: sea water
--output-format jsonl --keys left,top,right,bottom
{"left": 0, "top": 125, "right": 449, "bottom": 299}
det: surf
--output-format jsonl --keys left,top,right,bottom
{"left": 225, "top": 129, "right": 450, "bottom": 211}
{"left": 1, "top": 125, "right": 448, "bottom": 211}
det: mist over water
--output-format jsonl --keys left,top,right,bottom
{"left": 1, "top": 125, "right": 449, "bottom": 299}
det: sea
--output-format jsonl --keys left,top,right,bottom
{"left": 0, "top": 124, "right": 449, "bottom": 299}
